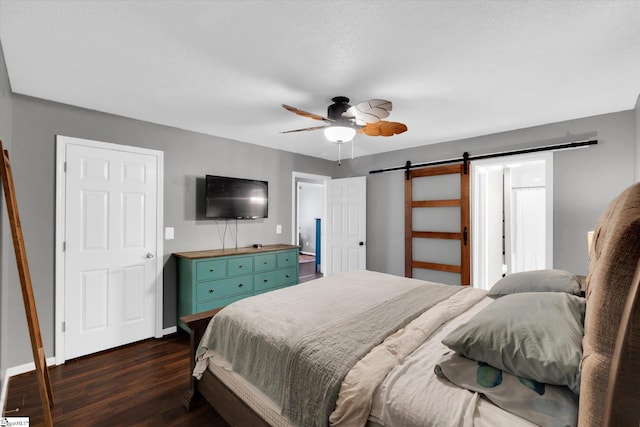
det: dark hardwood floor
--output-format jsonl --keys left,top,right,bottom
{"left": 4, "top": 271, "right": 323, "bottom": 426}
{"left": 3, "top": 332, "right": 230, "bottom": 427}
{"left": 299, "top": 261, "right": 322, "bottom": 283}
{"left": 299, "top": 272, "right": 322, "bottom": 283}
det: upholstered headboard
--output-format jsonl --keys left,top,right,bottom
{"left": 580, "top": 182, "right": 640, "bottom": 426}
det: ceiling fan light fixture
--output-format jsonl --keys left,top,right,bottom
{"left": 324, "top": 125, "right": 356, "bottom": 143}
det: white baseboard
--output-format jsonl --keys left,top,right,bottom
{"left": 6, "top": 357, "right": 57, "bottom": 378}
{"left": 1, "top": 356, "right": 56, "bottom": 416}
{"left": 162, "top": 326, "right": 177, "bottom": 336}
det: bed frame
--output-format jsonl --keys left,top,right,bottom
{"left": 181, "top": 308, "right": 271, "bottom": 427}
{"left": 182, "top": 182, "right": 640, "bottom": 427}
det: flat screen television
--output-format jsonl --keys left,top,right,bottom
{"left": 205, "top": 175, "right": 268, "bottom": 219}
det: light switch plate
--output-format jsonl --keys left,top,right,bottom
{"left": 276, "top": 224, "right": 282, "bottom": 234}
{"left": 165, "top": 227, "right": 174, "bottom": 240}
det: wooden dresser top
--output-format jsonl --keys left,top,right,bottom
{"left": 174, "top": 244, "right": 299, "bottom": 259}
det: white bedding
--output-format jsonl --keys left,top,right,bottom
{"left": 330, "top": 287, "right": 487, "bottom": 426}
{"left": 194, "top": 271, "right": 535, "bottom": 426}
{"left": 368, "top": 296, "right": 536, "bottom": 427}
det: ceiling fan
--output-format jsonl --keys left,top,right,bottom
{"left": 281, "top": 97, "right": 407, "bottom": 162}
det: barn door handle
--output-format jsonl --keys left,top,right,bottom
{"left": 463, "top": 227, "right": 468, "bottom": 246}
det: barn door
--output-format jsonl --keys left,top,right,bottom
{"left": 405, "top": 163, "right": 470, "bottom": 285}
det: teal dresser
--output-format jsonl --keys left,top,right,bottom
{"left": 175, "top": 244, "right": 299, "bottom": 330}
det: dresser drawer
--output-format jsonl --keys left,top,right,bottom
{"left": 227, "top": 256, "right": 253, "bottom": 276}
{"left": 254, "top": 253, "right": 276, "bottom": 272}
{"left": 196, "top": 259, "right": 227, "bottom": 281}
{"left": 277, "top": 251, "right": 297, "bottom": 268}
{"left": 277, "top": 266, "right": 298, "bottom": 286}
{"left": 253, "top": 271, "right": 280, "bottom": 292}
{"left": 253, "top": 267, "right": 298, "bottom": 292}
{"left": 255, "top": 267, "right": 298, "bottom": 293}
{"left": 196, "top": 275, "right": 252, "bottom": 302}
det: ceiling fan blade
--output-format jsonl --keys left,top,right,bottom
{"left": 343, "top": 99, "right": 393, "bottom": 124}
{"left": 358, "top": 121, "right": 408, "bottom": 137}
{"left": 280, "top": 125, "right": 328, "bottom": 134}
{"left": 282, "top": 104, "right": 333, "bottom": 123}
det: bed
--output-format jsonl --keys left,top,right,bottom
{"left": 182, "top": 181, "right": 640, "bottom": 427}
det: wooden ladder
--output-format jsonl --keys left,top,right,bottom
{"left": 0, "top": 140, "right": 54, "bottom": 426}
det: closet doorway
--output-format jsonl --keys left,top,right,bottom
{"left": 472, "top": 153, "right": 553, "bottom": 290}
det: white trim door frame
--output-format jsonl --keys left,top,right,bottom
{"left": 55, "top": 135, "right": 164, "bottom": 364}
{"left": 471, "top": 152, "right": 553, "bottom": 289}
{"left": 291, "top": 172, "right": 330, "bottom": 275}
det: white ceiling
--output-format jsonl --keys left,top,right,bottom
{"left": 1, "top": 1, "right": 640, "bottom": 161}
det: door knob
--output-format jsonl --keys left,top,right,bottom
{"left": 146, "top": 252, "right": 155, "bottom": 259}
{"left": 359, "top": 242, "right": 365, "bottom": 246}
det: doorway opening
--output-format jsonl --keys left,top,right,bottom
{"left": 472, "top": 153, "right": 553, "bottom": 290}
{"left": 292, "top": 172, "right": 329, "bottom": 281}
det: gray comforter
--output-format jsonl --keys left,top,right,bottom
{"left": 195, "top": 270, "right": 462, "bottom": 427}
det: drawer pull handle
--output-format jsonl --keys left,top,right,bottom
{"left": 239, "top": 265, "right": 243, "bottom": 268}
{"left": 286, "top": 274, "right": 290, "bottom": 278}
{"left": 264, "top": 261, "right": 268, "bottom": 264}
{"left": 238, "top": 284, "right": 244, "bottom": 288}
{"left": 209, "top": 268, "right": 215, "bottom": 272}
{"left": 208, "top": 289, "right": 215, "bottom": 293}
{"left": 263, "top": 279, "right": 268, "bottom": 283}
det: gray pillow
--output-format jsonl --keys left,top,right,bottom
{"left": 442, "top": 292, "right": 585, "bottom": 394}
{"left": 488, "top": 269, "right": 582, "bottom": 298}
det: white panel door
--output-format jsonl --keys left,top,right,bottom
{"left": 63, "top": 142, "right": 158, "bottom": 359}
{"left": 325, "top": 176, "right": 366, "bottom": 275}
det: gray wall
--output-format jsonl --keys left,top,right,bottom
{"left": 6, "top": 94, "right": 335, "bottom": 367}
{"left": 336, "top": 110, "right": 637, "bottom": 279}
{"left": 0, "top": 40, "right": 14, "bottom": 387}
